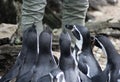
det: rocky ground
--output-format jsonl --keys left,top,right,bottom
{"left": 0, "top": 1, "right": 120, "bottom": 79}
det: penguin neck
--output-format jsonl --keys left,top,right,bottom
{"left": 82, "top": 47, "right": 92, "bottom": 55}
{"left": 39, "top": 45, "right": 52, "bottom": 55}
{"left": 103, "top": 44, "right": 118, "bottom": 59}
{"left": 82, "top": 36, "right": 92, "bottom": 53}
{"left": 60, "top": 48, "right": 71, "bottom": 57}
{"left": 99, "top": 39, "right": 118, "bottom": 60}
{"left": 61, "top": 52, "right": 71, "bottom": 57}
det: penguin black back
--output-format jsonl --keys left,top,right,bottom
{"left": 0, "top": 24, "right": 37, "bottom": 82}
{"left": 39, "top": 28, "right": 52, "bottom": 54}
{"left": 59, "top": 30, "right": 75, "bottom": 69}
{"left": 59, "top": 30, "right": 71, "bottom": 56}
{"left": 32, "top": 27, "right": 57, "bottom": 82}
{"left": 16, "top": 24, "right": 37, "bottom": 82}
{"left": 95, "top": 35, "right": 120, "bottom": 82}
{"left": 59, "top": 30, "right": 82, "bottom": 82}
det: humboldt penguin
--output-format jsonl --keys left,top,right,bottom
{"left": 0, "top": 24, "right": 37, "bottom": 82}
{"left": 95, "top": 35, "right": 120, "bottom": 82}
{"left": 59, "top": 29, "right": 91, "bottom": 82}
{"left": 32, "top": 27, "right": 64, "bottom": 82}
{"left": 16, "top": 24, "right": 38, "bottom": 82}
{"left": 65, "top": 24, "right": 102, "bottom": 78}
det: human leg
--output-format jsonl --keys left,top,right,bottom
{"left": 21, "top": 0, "right": 47, "bottom": 35}
{"left": 62, "top": 0, "right": 89, "bottom": 47}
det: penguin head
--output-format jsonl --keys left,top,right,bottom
{"left": 94, "top": 34, "right": 119, "bottom": 60}
{"left": 39, "top": 27, "right": 52, "bottom": 53}
{"left": 65, "top": 24, "right": 91, "bottom": 50}
{"left": 22, "top": 24, "right": 37, "bottom": 50}
{"left": 94, "top": 35, "right": 109, "bottom": 57}
{"left": 95, "top": 35, "right": 120, "bottom": 81}
{"left": 65, "top": 24, "right": 81, "bottom": 40}
{"left": 59, "top": 29, "right": 71, "bottom": 55}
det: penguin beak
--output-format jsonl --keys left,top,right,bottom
{"left": 65, "top": 24, "right": 81, "bottom": 40}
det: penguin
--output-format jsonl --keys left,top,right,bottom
{"left": 94, "top": 35, "right": 120, "bottom": 82}
{"left": 0, "top": 24, "right": 36, "bottom": 82}
{"left": 65, "top": 24, "right": 102, "bottom": 78}
{"left": 32, "top": 27, "right": 64, "bottom": 82}
{"left": 59, "top": 29, "right": 91, "bottom": 82}
{"left": 16, "top": 24, "right": 38, "bottom": 82}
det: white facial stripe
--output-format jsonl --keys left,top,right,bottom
{"left": 57, "top": 72, "right": 66, "bottom": 82}
{"left": 72, "top": 25, "right": 83, "bottom": 66}
{"left": 49, "top": 73, "right": 54, "bottom": 82}
{"left": 108, "top": 72, "right": 111, "bottom": 82}
{"left": 37, "top": 34, "right": 39, "bottom": 54}
{"left": 76, "top": 39, "right": 83, "bottom": 51}
{"left": 77, "top": 51, "right": 81, "bottom": 61}
{"left": 72, "top": 49, "right": 78, "bottom": 66}
{"left": 86, "top": 64, "right": 91, "bottom": 78}
{"left": 77, "top": 74, "right": 81, "bottom": 82}
{"left": 67, "top": 32, "right": 71, "bottom": 42}
{"left": 95, "top": 37, "right": 107, "bottom": 57}
{"left": 71, "top": 25, "right": 75, "bottom": 32}
{"left": 17, "top": 52, "right": 21, "bottom": 57}
{"left": 56, "top": 72, "right": 64, "bottom": 78}
{"left": 73, "top": 25, "right": 83, "bottom": 50}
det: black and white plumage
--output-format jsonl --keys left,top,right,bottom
{"left": 95, "top": 35, "right": 120, "bottom": 82}
{"left": 0, "top": 24, "right": 37, "bottom": 82}
{"left": 37, "top": 68, "right": 66, "bottom": 82}
{"left": 65, "top": 25, "right": 102, "bottom": 78}
{"left": 59, "top": 30, "right": 91, "bottom": 82}
{"left": 32, "top": 27, "right": 64, "bottom": 82}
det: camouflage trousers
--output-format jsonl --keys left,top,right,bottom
{"left": 20, "top": 0, "right": 89, "bottom": 47}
